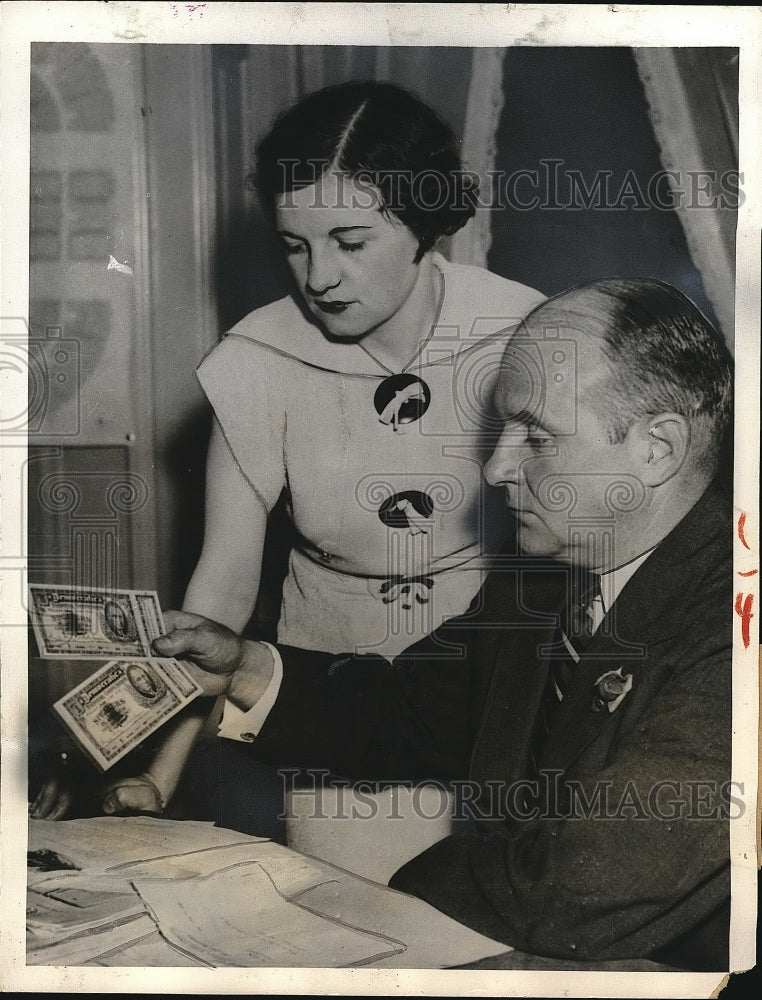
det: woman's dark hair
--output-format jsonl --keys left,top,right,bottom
{"left": 254, "top": 81, "right": 478, "bottom": 261}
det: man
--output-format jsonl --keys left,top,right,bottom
{"left": 137, "top": 280, "right": 736, "bottom": 967}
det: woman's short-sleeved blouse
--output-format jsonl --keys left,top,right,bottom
{"left": 197, "top": 253, "right": 544, "bottom": 654}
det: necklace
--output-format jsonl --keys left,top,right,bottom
{"left": 359, "top": 270, "right": 445, "bottom": 433}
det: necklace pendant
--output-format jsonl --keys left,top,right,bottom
{"left": 374, "top": 373, "right": 431, "bottom": 430}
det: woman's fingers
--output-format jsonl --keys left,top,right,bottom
{"left": 29, "top": 777, "right": 72, "bottom": 820}
{"left": 101, "top": 776, "right": 162, "bottom": 815}
{"left": 46, "top": 787, "right": 74, "bottom": 820}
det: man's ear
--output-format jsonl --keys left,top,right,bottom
{"left": 632, "top": 413, "right": 691, "bottom": 485}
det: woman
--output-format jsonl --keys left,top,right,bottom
{"left": 31, "top": 80, "right": 544, "bottom": 820}
{"left": 187, "top": 80, "right": 544, "bottom": 656}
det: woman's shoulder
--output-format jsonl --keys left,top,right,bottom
{"left": 197, "top": 295, "right": 320, "bottom": 373}
{"left": 226, "top": 295, "right": 314, "bottom": 347}
{"left": 430, "top": 254, "right": 546, "bottom": 356}
{"left": 197, "top": 295, "right": 383, "bottom": 379}
{"left": 436, "top": 253, "right": 546, "bottom": 317}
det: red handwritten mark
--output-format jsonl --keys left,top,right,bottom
{"left": 738, "top": 569, "right": 758, "bottom": 577}
{"left": 734, "top": 592, "right": 754, "bottom": 649}
{"left": 737, "top": 512, "right": 751, "bottom": 550}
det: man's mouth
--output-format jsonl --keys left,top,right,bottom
{"left": 507, "top": 504, "right": 534, "bottom": 519}
{"left": 315, "top": 300, "right": 352, "bottom": 314}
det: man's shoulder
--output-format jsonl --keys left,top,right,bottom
{"left": 608, "top": 482, "right": 732, "bottom": 652}
{"left": 467, "top": 553, "right": 569, "bottom": 627}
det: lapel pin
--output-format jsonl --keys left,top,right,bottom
{"left": 592, "top": 667, "right": 633, "bottom": 714}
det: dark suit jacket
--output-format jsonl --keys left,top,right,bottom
{"left": 252, "top": 483, "right": 732, "bottom": 969}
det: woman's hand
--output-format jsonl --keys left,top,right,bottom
{"left": 29, "top": 775, "right": 75, "bottom": 820}
{"left": 101, "top": 773, "right": 165, "bottom": 815}
{"left": 152, "top": 610, "right": 246, "bottom": 697}
{"left": 30, "top": 770, "right": 166, "bottom": 819}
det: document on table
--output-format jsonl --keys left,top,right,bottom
{"left": 133, "top": 863, "right": 404, "bottom": 967}
{"left": 28, "top": 816, "right": 269, "bottom": 875}
{"left": 27, "top": 817, "right": 510, "bottom": 968}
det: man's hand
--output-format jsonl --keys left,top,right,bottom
{"left": 152, "top": 610, "right": 246, "bottom": 697}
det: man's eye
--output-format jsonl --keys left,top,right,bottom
{"left": 527, "top": 431, "right": 552, "bottom": 448}
{"left": 338, "top": 241, "right": 365, "bottom": 253}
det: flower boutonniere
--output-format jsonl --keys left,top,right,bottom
{"left": 592, "top": 667, "right": 633, "bottom": 714}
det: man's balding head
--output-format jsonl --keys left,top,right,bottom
{"left": 522, "top": 279, "right": 732, "bottom": 478}
{"left": 485, "top": 279, "right": 732, "bottom": 570}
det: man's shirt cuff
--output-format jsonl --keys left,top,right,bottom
{"left": 217, "top": 642, "right": 283, "bottom": 743}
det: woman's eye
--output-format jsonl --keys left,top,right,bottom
{"left": 338, "top": 241, "right": 365, "bottom": 253}
{"left": 283, "top": 242, "right": 306, "bottom": 256}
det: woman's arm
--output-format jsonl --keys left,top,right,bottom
{"left": 135, "top": 421, "right": 271, "bottom": 804}
{"left": 183, "top": 418, "right": 270, "bottom": 630}
{"left": 99, "top": 422, "right": 272, "bottom": 813}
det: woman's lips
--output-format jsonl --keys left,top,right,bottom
{"left": 315, "top": 300, "right": 352, "bottom": 314}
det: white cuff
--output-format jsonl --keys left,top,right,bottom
{"left": 217, "top": 642, "right": 283, "bottom": 743}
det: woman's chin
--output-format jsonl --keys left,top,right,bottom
{"left": 310, "top": 311, "right": 363, "bottom": 340}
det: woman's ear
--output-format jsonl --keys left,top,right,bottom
{"left": 633, "top": 413, "right": 691, "bottom": 485}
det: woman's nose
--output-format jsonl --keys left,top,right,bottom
{"left": 306, "top": 250, "right": 341, "bottom": 296}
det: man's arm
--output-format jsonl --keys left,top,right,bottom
{"left": 249, "top": 638, "right": 476, "bottom": 780}
{"left": 153, "top": 611, "right": 481, "bottom": 782}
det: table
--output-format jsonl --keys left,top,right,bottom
{"left": 27, "top": 815, "right": 511, "bottom": 968}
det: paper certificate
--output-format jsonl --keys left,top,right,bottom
{"left": 51, "top": 657, "right": 202, "bottom": 771}
{"left": 28, "top": 585, "right": 166, "bottom": 660}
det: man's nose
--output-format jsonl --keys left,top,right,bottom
{"left": 484, "top": 436, "right": 524, "bottom": 486}
{"left": 306, "top": 250, "right": 341, "bottom": 296}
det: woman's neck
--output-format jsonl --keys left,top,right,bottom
{"left": 360, "top": 255, "right": 441, "bottom": 371}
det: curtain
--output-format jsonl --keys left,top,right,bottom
{"left": 633, "top": 48, "right": 739, "bottom": 350}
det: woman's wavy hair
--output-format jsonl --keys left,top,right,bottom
{"left": 253, "top": 81, "right": 478, "bottom": 262}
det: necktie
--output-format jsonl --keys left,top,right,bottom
{"left": 528, "top": 572, "right": 602, "bottom": 775}
{"left": 560, "top": 571, "right": 602, "bottom": 660}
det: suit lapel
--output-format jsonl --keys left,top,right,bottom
{"left": 469, "top": 482, "right": 730, "bottom": 785}
{"left": 537, "top": 628, "right": 647, "bottom": 774}
{"left": 538, "top": 483, "right": 731, "bottom": 776}
{"left": 470, "top": 568, "right": 564, "bottom": 786}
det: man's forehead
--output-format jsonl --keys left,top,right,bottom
{"left": 493, "top": 321, "right": 608, "bottom": 424}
